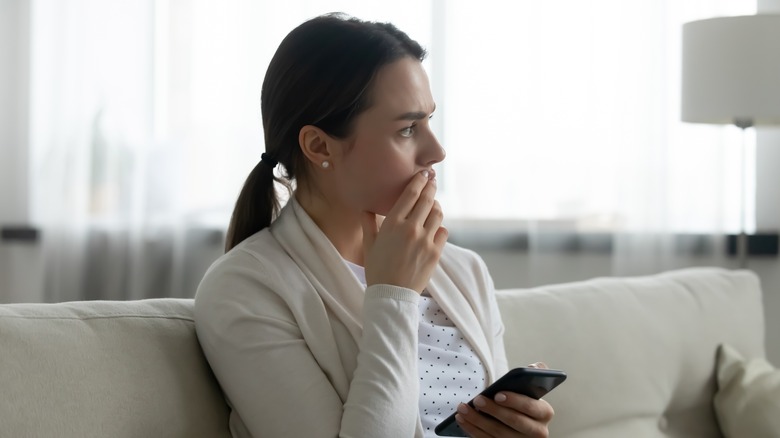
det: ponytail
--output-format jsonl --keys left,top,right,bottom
{"left": 224, "top": 159, "right": 285, "bottom": 252}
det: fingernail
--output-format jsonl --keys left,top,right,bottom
{"left": 473, "top": 396, "right": 486, "bottom": 408}
{"left": 422, "top": 170, "right": 429, "bottom": 178}
{"left": 457, "top": 403, "right": 469, "bottom": 414}
{"left": 455, "top": 414, "right": 464, "bottom": 423}
{"left": 495, "top": 393, "right": 507, "bottom": 403}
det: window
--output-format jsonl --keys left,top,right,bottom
{"left": 31, "top": 0, "right": 756, "bottom": 234}
{"left": 434, "top": 0, "right": 756, "bottom": 234}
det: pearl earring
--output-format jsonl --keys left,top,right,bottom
{"left": 321, "top": 161, "right": 330, "bottom": 168}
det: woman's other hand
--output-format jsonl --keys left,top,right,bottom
{"left": 455, "top": 362, "right": 555, "bottom": 437}
{"left": 454, "top": 392, "right": 554, "bottom": 438}
{"left": 361, "top": 170, "right": 447, "bottom": 293}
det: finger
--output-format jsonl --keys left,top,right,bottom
{"left": 494, "top": 392, "right": 555, "bottom": 423}
{"left": 455, "top": 414, "right": 488, "bottom": 438}
{"left": 433, "top": 226, "right": 449, "bottom": 248}
{"left": 527, "top": 362, "right": 548, "bottom": 369}
{"left": 385, "top": 171, "right": 430, "bottom": 221}
{"left": 360, "top": 211, "right": 379, "bottom": 250}
{"left": 407, "top": 178, "right": 437, "bottom": 224}
{"left": 479, "top": 393, "right": 553, "bottom": 436}
{"left": 422, "top": 200, "right": 444, "bottom": 235}
{"left": 455, "top": 404, "right": 494, "bottom": 438}
{"left": 456, "top": 402, "right": 509, "bottom": 437}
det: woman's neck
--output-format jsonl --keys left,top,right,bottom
{"left": 294, "top": 190, "right": 365, "bottom": 266}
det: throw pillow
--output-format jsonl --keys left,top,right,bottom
{"left": 713, "top": 343, "right": 780, "bottom": 438}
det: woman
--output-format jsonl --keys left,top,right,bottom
{"left": 194, "top": 13, "right": 554, "bottom": 438}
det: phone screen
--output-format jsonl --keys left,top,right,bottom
{"left": 434, "top": 367, "right": 567, "bottom": 437}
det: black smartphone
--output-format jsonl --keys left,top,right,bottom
{"left": 434, "top": 367, "right": 567, "bottom": 437}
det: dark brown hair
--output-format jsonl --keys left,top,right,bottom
{"left": 225, "top": 13, "right": 427, "bottom": 251}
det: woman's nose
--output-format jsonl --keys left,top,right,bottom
{"left": 424, "top": 131, "right": 446, "bottom": 165}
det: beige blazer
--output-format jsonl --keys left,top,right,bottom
{"left": 194, "top": 198, "right": 508, "bottom": 437}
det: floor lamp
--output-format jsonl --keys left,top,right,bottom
{"left": 681, "top": 14, "right": 780, "bottom": 268}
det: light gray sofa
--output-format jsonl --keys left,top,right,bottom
{"left": 0, "top": 267, "right": 767, "bottom": 437}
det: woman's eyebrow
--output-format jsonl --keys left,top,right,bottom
{"left": 394, "top": 104, "right": 437, "bottom": 121}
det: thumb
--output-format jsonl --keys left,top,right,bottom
{"left": 361, "top": 211, "right": 379, "bottom": 251}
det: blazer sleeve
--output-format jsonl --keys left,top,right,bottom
{"left": 194, "top": 251, "right": 421, "bottom": 438}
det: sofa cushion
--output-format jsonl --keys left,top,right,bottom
{"left": 0, "top": 299, "right": 231, "bottom": 438}
{"left": 714, "top": 343, "right": 780, "bottom": 437}
{"left": 496, "top": 267, "right": 765, "bottom": 438}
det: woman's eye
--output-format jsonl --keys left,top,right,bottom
{"left": 400, "top": 125, "right": 415, "bottom": 138}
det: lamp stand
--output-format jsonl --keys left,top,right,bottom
{"left": 734, "top": 118, "right": 752, "bottom": 269}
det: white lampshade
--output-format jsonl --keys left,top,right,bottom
{"left": 682, "top": 15, "right": 780, "bottom": 127}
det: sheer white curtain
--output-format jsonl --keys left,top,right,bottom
{"left": 435, "top": 0, "right": 755, "bottom": 279}
{"left": 28, "top": 0, "right": 433, "bottom": 301}
{"left": 30, "top": 0, "right": 160, "bottom": 301}
{"left": 29, "top": 0, "right": 753, "bottom": 301}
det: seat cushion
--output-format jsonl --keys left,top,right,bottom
{"left": 496, "top": 267, "right": 765, "bottom": 438}
{"left": 0, "top": 299, "right": 231, "bottom": 438}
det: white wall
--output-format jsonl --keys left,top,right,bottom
{"left": 753, "top": 0, "right": 780, "bottom": 367}
{"left": 753, "top": 126, "right": 780, "bottom": 364}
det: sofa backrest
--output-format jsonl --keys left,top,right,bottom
{"left": 0, "top": 299, "right": 231, "bottom": 438}
{"left": 496, "top": 267, "right": 765, "bottom": 438}
{"left": 1, "top": 268, "right": 765, "bottom": 438}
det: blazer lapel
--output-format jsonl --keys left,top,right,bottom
{"left": 270, "top": 198, "right": 365, "bottom": 344}
{"left": 426, "top": 265, "right": 496, "bottom": 383}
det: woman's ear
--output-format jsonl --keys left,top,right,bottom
{"left": 299, "top": 125, "right": 335, "bottom": 169}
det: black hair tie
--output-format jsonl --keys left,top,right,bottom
{"left": 260, "top": 153, "right": 278, "bottom": 168}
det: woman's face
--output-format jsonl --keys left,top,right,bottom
{"left": 331, "top": 57, "right": 445, "bottom": 216}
